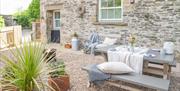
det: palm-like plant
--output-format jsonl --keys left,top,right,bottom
{"left": 0, "top": 42, "right": 55, "bottom": 91}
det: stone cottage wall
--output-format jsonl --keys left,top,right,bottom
{"left": 41, "top": 0, "right": 180, "bottom": 60}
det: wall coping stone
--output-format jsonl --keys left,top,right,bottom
{"left": 45, "top": 3, "right": 64, "bottom": 11}
{"left": 93, "top": 22, "right": 128, "bottom": 26}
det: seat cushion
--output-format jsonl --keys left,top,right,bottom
{"left": 96, "top": 44, "right": 109, "bottom": 49}
{"left": 97, "top": 62, "right": 134, "bottom": 74}
{"left": 103, "top": 37, "right": 117, "bottom": 45}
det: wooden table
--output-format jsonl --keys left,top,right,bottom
{"left": 95, "top": 45, "right": 176, "bottom": 79}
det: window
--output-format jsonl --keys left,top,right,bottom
{"left": 99, "top": 0, "right": 122, "bottom": 21}
{"left": 53, "top": 11, "right": 60, "bottom": 30}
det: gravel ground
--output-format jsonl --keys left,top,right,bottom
{"left": 1, "top": 43, "right": 179, "bottom": 91}
{"left": 47, "top": 43, "right": 180, "bottom": 91}
{"left": 47, "top": 44, "right": 104, "bottom": 91}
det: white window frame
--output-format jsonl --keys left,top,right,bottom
{"left": 98, "top": 0, "right": 123, "bottom": 21}
{"left": 53, "top": 11, "right": 61, "bottom": 30}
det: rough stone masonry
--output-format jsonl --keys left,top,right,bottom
{"left": 40, "top": 0, "right": 180, "bottom": 61}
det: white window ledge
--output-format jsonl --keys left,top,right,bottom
{"left": 93, "top": 21, "right": 128, "bottom": 26}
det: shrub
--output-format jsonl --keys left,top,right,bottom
{"left": 49, "top": 61, "right": 66, "bottom": 78}
{"left": 14, "top": 11, "right": 30, "bottom": 28}
{"left": 0, "top": 42, "right": 55, "bottom": 91}
{"left": 14, "top": 0, "right": 40, "bottom": 28}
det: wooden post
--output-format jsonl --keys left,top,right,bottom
{"left": 163, "top": 64, "right": 170, "bottom": 79}
{"left": 177, "top": 63, "right": 180, "bottom": 73}
{"left": 101, "top": 52, "right": 108, "bottom": 61}
{"left": 143, "top": 60, "right": 149, "bottom": 69}
{"left": 7, "top": 30, "right": 14, "bottom": 47}
{"left": 143, "top": 60, "right": 149, "bottom": 75}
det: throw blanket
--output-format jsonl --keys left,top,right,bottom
{"left": 89, "top": 43, "right": 99, "bottom": 54}
{"left": 108, "top": 48, "right": 145, "bottom": 74}
{"left": 85, "top": 32, "right": 100, "bottom": 54}
{"left": 129, "top": 53, "right": 144, "bottom": 74}
{"left": 88, "top": 64, "right": 110, "bottom": 84}
{"left": 88, "top": 32, "right": 100, "bottom": 44}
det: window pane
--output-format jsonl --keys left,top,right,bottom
{"left": 108, "top": 0, "right": 114, "bottom": 7}
{"left": 108, "top": 9, "right": 115, "bottom": 19}
{"left": 55, "top": 12, "right": 60, "bottom": 19}
{"left": 115, "top": 0, "right": 121, "bottom": 7}
{"left": 115, "top": 8, "right": 121, "bottom": 19}
{"left": 55, "top": 20, "right": 60, "bottom": 27}
{"left": 101, "top": 0, "right": 108, "bottom": 7}
{"left": 101, "top": 9, "right": 107, "bottom": 19}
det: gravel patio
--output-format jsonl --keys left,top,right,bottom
{"left": 0, "top": 43, "right": 179, "bottom": 91}
{"left": 47, "top": 43, "right": 180, "bottom": 91}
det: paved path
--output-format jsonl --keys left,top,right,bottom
{"left": 22, "top": 29, "right": 32, "bottom": 42}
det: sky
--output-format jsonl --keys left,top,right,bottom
{"left": 0, "top": 0, "right": 32, "bottom": 15}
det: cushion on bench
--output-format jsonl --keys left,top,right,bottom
{"left": 82, "top": 65, "right": 170, "bottom": 91}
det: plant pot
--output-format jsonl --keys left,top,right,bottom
{"left": 71, "top": 38, "right": 79, "bottom": 51}
{"left": 65, "top": 43, "right": 72, "bottom": 49}
{"left": 48, "top": 74, "right": 70, "bottom": 91}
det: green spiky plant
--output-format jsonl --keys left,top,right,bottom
{"left": 0, "top": 42, "right": 56, "bottom": 91}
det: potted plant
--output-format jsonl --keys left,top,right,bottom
{"left": 64, "top": 42, "right": 72, "bottom": 49}
{"left": 128, "top": 34, "right": 136, "bottom": 52}
{"left": 48, "top": 61, "right": 70, "bottom": 91}
{"left": 72, "top": 32, "right": 78, "bottom": 39}
{"left": 0, "top": 42, "right": 56, "bottom": 91}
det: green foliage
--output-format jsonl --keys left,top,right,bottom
{"left": 14, "top": 0, "right": 40, "bottom": 28}
{"left": 14, "top": 11, "right": 30, "bottom": 27}
{"left": 0, "top": 42, "right": 55, "bottom": 91}
{"left": 27, "top": 0, "right": 40, "bottom": 22}
{"left": 0, "top": 16, "right": 5, "bottom": 29}
{"left": 49, "top": 61, "right": 66, "bottom": 78}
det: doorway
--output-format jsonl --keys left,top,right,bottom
{"left": 51, "top": 10, "right": 60, "bottom": 43}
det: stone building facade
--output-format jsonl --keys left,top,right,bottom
{"left": 0, "top": 15, "right": 15, "bottom": 26}
{"left": 40, "top": 0, "right": 180, "bottom": 60}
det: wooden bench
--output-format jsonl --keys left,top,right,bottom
{"left": 82, "top": 65, "right": 170, "bottom": 91}
{"left": 94, "top": 45, "right": 176, "bottom": 79}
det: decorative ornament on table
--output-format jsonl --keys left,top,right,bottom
{"left": 163, "top": 42, "right": 174, "bottom": 55}
{"left": 128, "top": 34, "right": 136, "bottom": 52}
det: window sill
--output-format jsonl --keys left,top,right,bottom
{"left": 93, "top": 22, "right": 128, "bottom": 26}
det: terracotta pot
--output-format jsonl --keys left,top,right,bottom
{"left": 48, "top": 74, "right": 70, "bottom": 91}
{"left": 65, "top": 44, "right": 72, "bottom": 49}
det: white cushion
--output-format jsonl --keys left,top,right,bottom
{"left": 96, "top": 44, "right": 109, "bottom": 49}
{"left": 97, "top": 62, "right": 134, "bottom": 74}
{"left": 103, "top": 37, "right": 117, "bottom": 45}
